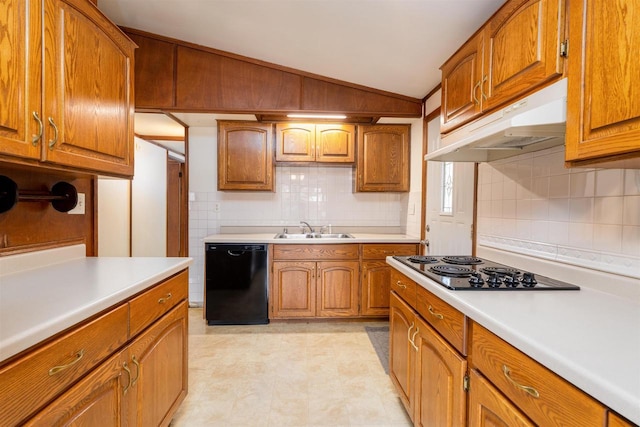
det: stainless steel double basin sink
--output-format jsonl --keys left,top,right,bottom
{"left": 274, "top": 233, "right": 354, "bottom": 239}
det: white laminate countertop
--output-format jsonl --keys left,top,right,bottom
{"left": 203, "top": 233, "right": 420, "bottom": 244}
{"left": 386, "top": 257, "right": 640, "bottom": 425}
{"left": 0, "top": 256, "right": 192, "bottom": 362}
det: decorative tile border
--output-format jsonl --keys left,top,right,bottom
{"left": 478, "top": 234, "right": 640, "bottom": 279}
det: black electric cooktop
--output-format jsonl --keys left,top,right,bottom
{"left": 393, "top": 255, "right": 580, "bottom": 291}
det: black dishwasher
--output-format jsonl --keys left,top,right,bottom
{"left": 205, "top": 243, "right": 269, "bottom": 325}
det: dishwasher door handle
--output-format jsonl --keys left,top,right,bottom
{"left": 227, "top": 250, "right": 245, "bottom": 256}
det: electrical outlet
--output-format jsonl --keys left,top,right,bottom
{"left": 67, "top": 193, "right": 85, "bottom": 215}
{"left": 214, "top": 202, "right": 221, "bottom": 212}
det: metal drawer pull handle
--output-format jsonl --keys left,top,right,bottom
{"left": 407, "top": 322, "right": 415, "bottom": 343}
{"left": 158, "top": 292, "right": 173, "bottom": 304}
{"left": 410, "top": 328, "right": 420, "bottom": 352}
{"left": 48, "top": 117, "right": 58, "bottom": 149}
{"left": 395, "top": 281, "right": 407, "bottom": 289}
{"left": 481, "top": 75, "right": 488, "bottom": 101}
{"left": 503, "top": 365, "right": 540, "bottom": 398}
{"left": 428, "top": 305, "right": 444, "bottom": 320}
{"left": 32, "top": 111, "right": 43, "bottom": 146}
{"left": 48, "top": 349, "right": 85, "bottom": 376}
{"left": 131, "top": 355, "right": 141, "bottom": 386}
{"left": 122, "top": 362, "right": 132, "bottom": 395}
{"left": 472, "top": 80, "right": 482, "bottom": 105}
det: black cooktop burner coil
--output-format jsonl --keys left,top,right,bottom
{"left": 442, "top": 256, "right": 483, "bottom": 265}
{"left": 481, "top": 266, "right": 521, "bottom": 276}
{"left": 430, "top": 264, "right": 475, "bottom": 277}
{"left": 408, "top": 256, "right": 438, "bottom": 264}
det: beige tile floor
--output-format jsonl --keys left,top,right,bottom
{"left": 170, "top": 308, "right": 412, "bottom": 427}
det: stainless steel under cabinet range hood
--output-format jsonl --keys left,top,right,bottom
{"left": 425, "top": 78, "right": 567, "bottom": 162}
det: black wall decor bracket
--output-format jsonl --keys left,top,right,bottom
{"left": 0, "top": 175, "right": 78, "bottom": 214}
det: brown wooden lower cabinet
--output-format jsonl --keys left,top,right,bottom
{"left": 271, "top": 260, "right": 359, "bottom": 318}
{"left": 388, "top": 266, "right": 626, "bottom": 427}
{"left": 389, "top": 291, "right": 417, "bottom": 421}
{"left": 361, "top": 243, "right": 418, "bottom": 316}
{"left": 390, "top": 290, "right": 467, "bottom": 426}
{"left": 24, "top": 302, "right": 188, "bottom": 427}
{"left": 316, "top": 261, "right": 359, "bottom": 317}
{"left": 272, "top": 261, "right": 316, "bottom": 318}
{"left": 23, "top": 350, "right": 130, "bottom": 426}
{"left": 1, "top": 270, "right": 189, "bottom": 426}
{"left": 467, "top": 369, "right": 535, "bottom": 427}
{"left": 414, "top": 316, "right": 467, "bottom": 427}
{"left": 126, "top": 301, "right": 188, "bottom": 426}
{"left": 361, "top": 260, "right": 393, "bottom": 316}
{"left": 471, "top": 322, "right": 606, "bottom": 427}
{"left": 609, "top": 412, "right": 637, "bottom": 427}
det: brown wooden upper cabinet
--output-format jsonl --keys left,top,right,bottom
{"left": 275, "top": 123, "right": 355, "bottom": 163}
{"left": 565, "top": 0, "right": 640, "bottom": 165}
{"left": 217, "top": 121, "right": 275, "bottom": 191}
{"left": 0, "top": 0, "right": 135, "bottom": 177}
{"left": 356, "top": 125, "right": 410, "bottom": 192}
{"left": 441, "top": 0, "right": 565, "bottom": 133}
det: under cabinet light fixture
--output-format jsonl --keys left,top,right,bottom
{"left": 286, "top": 114, "right": 347, "bottom": 120}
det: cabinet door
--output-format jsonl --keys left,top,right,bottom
{"left": 360, "top": 261, "right": 391, "bottom": 316}
{"left": 24, "top": 350, "right": 129, "bottom": 426}
{"left": 272, "top": 261, "right": 316, "bottom": 318}
{"left": 42, "top": 0, "right": 134, "bottom": 176}
{"left": 0, "top": 0, "right": 42, "bottom": 161}
{"left": 389, "top": 291, "right": 416, "bottom": 421}
{"left": 316, "top": 261, "right": 359, "bottom": 317}
{"left": 356, "top": 125, "right": 410, "bottom": 192}
{"left": 315, "top": 124, "right": 355, "bottom": 163}
{"left": 414, "top": 317, "right": 467, "bottom": 427}
{"left": 482, "top": 0, "right": 565, "bottom": 111}
{"left": 566, "top": 0, "right": 640, "bottom": 163}
{"left": 468, "top": 369, "right": 535, "bottom": 427}
{"left": 218, "top": 121, "right": 274, "bottom": 191}
{"left": 127, "top": 301, "right": 188, "bottom": 427}
{"left": 608, "top": 412, "right": 635, "bottom": 427}
{"left": 440, "top": 31, "right": 485, "bottom": 134}
{"left": 275, "top": 123, "right": 316, "bottom": 162}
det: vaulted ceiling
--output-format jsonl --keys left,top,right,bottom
{"left": 98, "top": 0, "right": 504, "bottom": 100}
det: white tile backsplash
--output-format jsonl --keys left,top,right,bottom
{"left": 624, "top": 170, "right": 640, "bottom": 195}
{"left": 595, "top": 169, "right": 625, "bottom": 197}
{"left": 478, "top": 147, "right": 640, "bottom": 278}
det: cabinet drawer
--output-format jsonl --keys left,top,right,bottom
{"left": 471, "top": 323, "right": 606, "bottom": 427}
{"left": 273, "top": 244, "right": 359, "bottom": 260}
{"left": 390, "top": 269, "right": 417, "bottom": 308}
{"left": 0, "top": 304, "right": 129, "bottom": 426}
{"left": 416, "top": 286, "right": 467, "bottom": 355}
{"left": 129, "top": 270, "right": 188, "bottom": 337}
{"left": 362, "top": 244, "right": 418, "bottom": 259}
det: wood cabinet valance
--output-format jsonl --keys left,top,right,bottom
{"left": 123, "top": 28, "right": 422, "bottom": 118}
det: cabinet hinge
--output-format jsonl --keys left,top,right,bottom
{"left": 560, "top": 40, "right": 569, "bottom": 57}
{"left": 463, "top": 374, "right": 470, "bottom": 392}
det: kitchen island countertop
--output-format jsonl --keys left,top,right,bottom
{"left": 0, "top": 252, "right": 192, "bottom": 362}
{"left": 386, "top": 257, "right": 640, "bottom": 425}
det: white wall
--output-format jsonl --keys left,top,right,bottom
{"left": 132, "top": 138, "right": 167, "bottom": 257}
{"left": 187, "top": 119, "right": 424, "bottom": 303}
{"left": 97, "top": 179, "right": 130, "bottom": 256}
